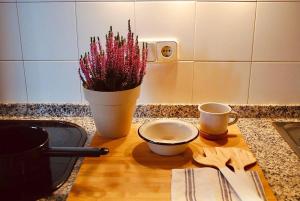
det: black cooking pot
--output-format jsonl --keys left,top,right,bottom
{"left": 0, "top": 125, "right": 109, "bottom": 191}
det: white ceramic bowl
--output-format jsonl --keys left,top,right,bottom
{"left": 138, "top": 119, "right": 199, "bottom": 156}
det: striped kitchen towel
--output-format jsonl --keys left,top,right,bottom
{"left": 171, "top": 168, "right": 266, "bottom": 201}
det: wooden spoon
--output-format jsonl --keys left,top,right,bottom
{"left": 220, "top": 147, "right": 259, "bottom": 197}
{"left": 193, "top": 147, "right": 230, "bottom": 169}
{"left": 193, "top": 147, "right": 263, "bottom": 201}
{"left": 221, "top": 147, "right": 257, "bottom": 172}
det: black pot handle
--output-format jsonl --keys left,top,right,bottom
{"left": 44, "top": 147, "right": 109, "bottom": 157}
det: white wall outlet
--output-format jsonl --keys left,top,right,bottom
{"left": 145, "top": 42, "right": 156, "bottom": 62}
{"left": 156, "top": 41, "right": 177, "bottom": 62}
{"left": 139, "top": 41, "right": 156, "bottom": 62}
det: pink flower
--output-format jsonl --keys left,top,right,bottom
{"left": 79, "top": 20, "right": 148, "bottom": 91}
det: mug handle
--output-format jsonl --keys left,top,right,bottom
{"left": 228, "top": 111, "right": 238, "bottom": 126}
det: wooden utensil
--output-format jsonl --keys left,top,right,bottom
{"left": 222, "top": 147, "right": 257, "bottom": 172}
{"left": 193, "top": 147, "right": 263, "bottom": 201}
{"left": 193, "top": 147, "right": 230, "bottom": 169}
{"left": 220, "top": 147, "right": 260, "bottom": 198}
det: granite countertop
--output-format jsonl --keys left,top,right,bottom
{"left": 0, "top": 116, "right": 299, "bottom": 201}
{"left": 0, "top": 104, "right": 299, "bottom": 201}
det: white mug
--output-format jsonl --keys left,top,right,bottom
{"left": 198, "top": 102, "right": 238, "bottom": 135}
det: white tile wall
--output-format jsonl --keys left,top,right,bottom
{"left": 192, "top": 62, "right": 251, "bottom": 104}
{"left": 253, "top": 2, "right": 300, "bottom": 61}
{"left": 257, "top": 0, "right": 300, "bottom": 2}
{"left": 0, "top": 61, "right": 27, "bottom": 103}
{"left": 18, "top": 0, "right": 73, "bottom": 2}
{"left": 18, "top": 2, "right": 78, "bottom": 60}
{"left": 24, "top": 61, "right": 81, "bottom": 103}
{"left": 78, "top": 0, "right": 130, "bottom": 2}
{"left": 139, "top": 62, "right": 194, "bottom": 104}
{"left": 249, "top": 62, "right": 300, "bottom": 104}
{"left": 0, "top": 1, "right": 299, "bottom": 104}
{"left": 195, "top": 2, "right": 255, "bottom": 61}
{"left": 196, "top": 0, "right": 255, "bottom": 1}
{"left": 0, "top": 3, "right": 22, "bottom": 60}
{"left": 77, "top": 2, "right": 134, "bottom": 56}
{"left": 135, "top": 1, "right": 195, "bottom": 60}
{"left": 0, "top": 0, "right": 16, "bottom": 2}
{"left": 194, "top": 2, "right": 256, "bottom": 61}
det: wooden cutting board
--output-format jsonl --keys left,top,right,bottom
{"left": 67, "top": 124, "right": 276, "bottom": 201}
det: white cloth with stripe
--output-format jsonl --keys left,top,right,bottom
{"left": 171, "top": 168, "right": 266, "bottom": 201}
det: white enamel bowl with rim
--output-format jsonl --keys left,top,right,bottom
{"left": 138, "top": 119, "right": 199, "bottom": 156}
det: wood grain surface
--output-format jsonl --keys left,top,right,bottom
{"left": 67, "top": 124, "right": 276, "bottom": 201}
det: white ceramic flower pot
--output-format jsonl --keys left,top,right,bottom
{"left": 83, "top": 85, "right": 140, "bottom": 138}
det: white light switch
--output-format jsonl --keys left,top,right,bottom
{"left": 139, "top": 41, "right": 156, "bottom": 62}
{"left": 146, "top": 42, "right": 156, "bottom": 62}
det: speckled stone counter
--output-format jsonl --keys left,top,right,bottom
{"left": 1, "top": 104, "right": 299, "bottom": 118}
{"left": 0, "top": 115, "right": 299, "bottom": 201}
{"left": 0, "top": 104, "right": 299, "bottom": 201}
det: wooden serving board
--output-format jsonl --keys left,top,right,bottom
{"left": 67, "top": 124, "right": 276, "bottom": 201}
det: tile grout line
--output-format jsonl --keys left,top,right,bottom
{"left": 74, "top": 1, "right": 83, "bottom": 103}
{"left": 133, "top": 0, "right": 136, "bottom": 33}
{"left": 192, "top": 0, "right": 197, "bottom": 61}
{"left": 247, "top": 1, "right": 258, "bottom": 104}
{"left": 16, "top": 2, "right": 29, "bottom": 105}
{"left": 191, "top": 0, "right": 197, "bottom": 103}
{"left": 6, "top": 1, "right": 300, "bottom": 3}
{"left": 191, "top": 62, "right": 196, "bottom": 104}
{"left": 0, "top": 60, "right": 80, "bottom": 62}
{"left": 1, "top": 59, "right": 300, "bottom": 62}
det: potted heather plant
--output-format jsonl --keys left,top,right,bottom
{"left": 79, "top": 20, "right": 147, "bottom": 138}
